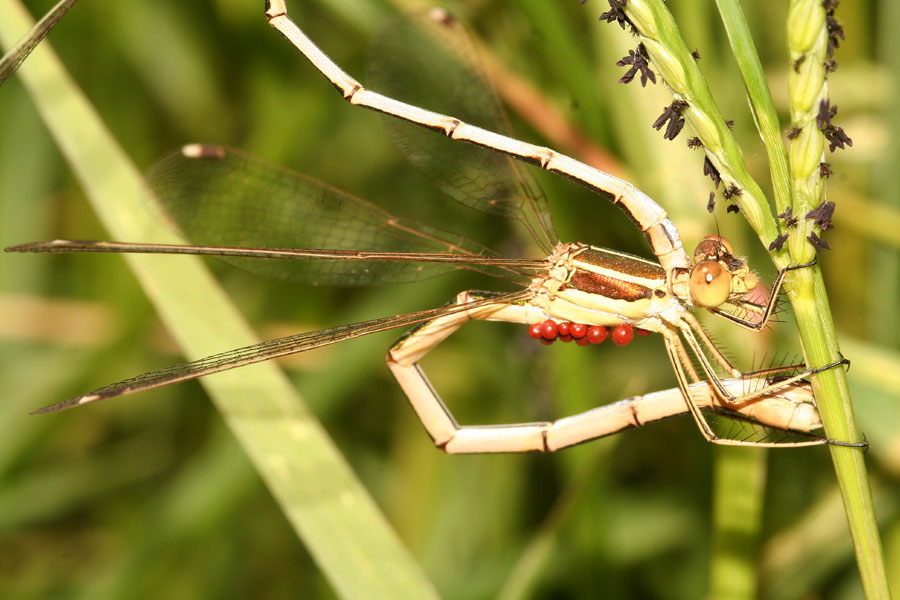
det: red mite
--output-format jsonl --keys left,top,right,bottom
{"left": 611, "top": 324, "right": 633, "bottom": 346}
{"left": 529, "top": 320, "right": 649, "bottom": 346}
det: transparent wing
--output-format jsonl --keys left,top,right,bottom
{"left": 366, "top": 10, "right": 559, "bottom": 253}
{"left": 32, "top": 290, "right": 532, "bottom": 414}
{"left": 146, "top": 146, "right": 538, "bottom": 286}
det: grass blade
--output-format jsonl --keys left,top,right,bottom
{"left": 0, "top": 1, "right": 436, "bottom": 597}
{"left": 0, "top": 0, "right": 76, "bottom": 86}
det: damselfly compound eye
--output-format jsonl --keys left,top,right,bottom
{"left": 690, "top": 260, "right": 731, "bottom": 307}
{"left": 693, "top": 235, "right": 733, "bottom": 263}
{"left": 714, "top": 235, "right": 734, "bottom": 254}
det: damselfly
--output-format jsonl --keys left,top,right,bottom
{"left": 6, "top": 3, "right": 854, "bottom": 449}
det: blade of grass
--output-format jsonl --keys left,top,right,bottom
{"left": 620, "top": 0, "right": 780, "bottom": 249}
{"left": 719, "top": 1, "right": 887, "bottom": 594}
{"left": 613, "top": 1, "right": 887, "bottom": 596}
{"left": 705, "top": 9, "right": 795, "bottom": 597}
{"left": 714, "top": 0, "right": 793, "bottom": 221}
{"left": 783, "top": 1, "right": 888, "bottom": 595}
{"left": 760, "top": 478, "right": 896, "bottom": 599}
{"left": 0, "top": 0, "right": 76, "bottom": 86}
{"left": 497, "top": 443, "right": 613, "bottom": 600}
{"left": 717, "top": 0, "right": 887, "bottom": 594}
{"left": 792, "top": 269, "right": 890, "bottom": 598}
{"left": 871, "top": 0, "right": 900, "bottom": 346}
{"left": 708, "top": 446, "right": 765, "bottom": 600}
{"left": 0, "top": 1, "right": 436, "bottom": 598}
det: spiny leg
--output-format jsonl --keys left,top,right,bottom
{"left": 661, "top": 330, "right": 828, "bottom": 447}
{"left": 714, "top": 259, "right": 818, "bottom": 331}
{"left": 680, "top": 259, "right": 856, "bottom": 416}
{"left": 675, "top": 329, "right": 702, "bottom": 384}
{"left": 741, "top": 361, "right": 820, "bottom": 379}
{"left": 683, "top": 312, "right": 741, "bottom": 377}
{"left": 677, "top": 322, "right": 849, "bottom": 410}
{"left": 661, "top": 330, "right": 723, "bottom": 444}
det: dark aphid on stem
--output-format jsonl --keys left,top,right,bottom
{"left": 807, "top": 201, "right": 836, "bottom": 231}
{"left": 786, "top": 126, "right": 802, "bottom": 139}
{"left": 597, "top": 0, "right": 632, "bottom": 30}
{"left": 703, "top": 156, "right": 721, "bottom": 188}
{"left": 824, "top": 59, "right": 838, "bottom": 73}
{"left": 768, "top": 233, "right": 790, "bottom": 252}
{"left": 817, "top": 100, "right": 852, "bottom": 152}
{"left": 616, "top": 45, "right": 655, "bottom": 87}
{"left": 770, "top": 208, "right": 798, "bottom": 252}
{"left": 793, "top": 55, "right": 807, "bottom": 73}
{"left": 721, "top": 184, "right": 742, "bottom": 216}
{"left": 827, "top": 121, "right": 852, "bottom": 152}
{"left": 691, "top": 48, "right": 701, "bottom": 60}
{"left": 722, "top": 183, "right": 741, "bottom": 201}
{"left": 817, "top": 98, "right": 838, "bottom": 126}
{"left": 808, "top": 231, "right": 832, "bottom": 252}
{"left": 687, "top": 136, "right": 702, "bottom": 149}
{"left": 820, "top": 162, "right": 832, "bottom": 178}
{"left": 653, "top": 99, "right": 688, "bottom": 140}
{"left": 778, "top": 206, "right": 799, "bottom": 229}
{"left": 823, "top": 0, "right": 844, "bottom": 58}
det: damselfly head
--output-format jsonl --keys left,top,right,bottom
{"left": 692, "top": 235, "right": 733, "bottom": 261}
{"left": 688, "top": 235, "right": 758, "bottom": 308}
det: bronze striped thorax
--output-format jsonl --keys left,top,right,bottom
{"left": 530, "top": 243, "right": 680, "bottom": 329}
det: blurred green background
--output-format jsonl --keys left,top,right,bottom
{"left": 0, "top": 0, "right": 898, "bottom": 597}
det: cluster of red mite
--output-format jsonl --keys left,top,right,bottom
{"left": 527, "top": 320, "right": 651, "bottom": 347}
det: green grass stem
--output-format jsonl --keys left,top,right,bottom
{"left": 621, "top": 1, "right": 889, "bottom": 596}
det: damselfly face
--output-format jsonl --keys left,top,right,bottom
{"left": 686, "top": 235, "right": 759, "bottom": 309}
